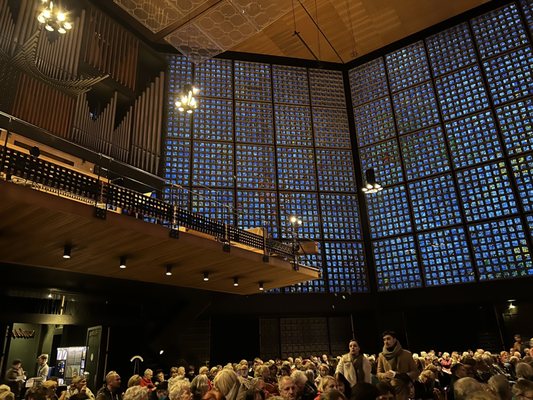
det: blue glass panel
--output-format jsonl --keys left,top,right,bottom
{"left": 313, "top": 107, "right": 351, "bottom": 149}
{"left": 320, "top": 193, "right": 361, "bottom": 240}
{"left": 279, "top": 192, "right": 321, "bottom": 240}
{"left": 194, "top": 58, "right": 233, "bottom": 98}
{"left": 287, "top": 243, "right": 325, "bottom": 293}
{"left": 162, "top": 186, "right": 188, "bottom": 210}
{"left": 163, "top": 139, "right": 190, "bottom": 188}
{"left": 277, "top": 147, "right": 317, "bottom": 191}
{"left": 316, "top": 149, "right": 356, "bottom": 192}
{"left": 409, "top": 174, "right": 462, "bottom": 231}
{"left": 349, "top": 58, "right": 388, "bottom": 106}
{"left": 236, "top": 144, "right": 276, "bottom": 189}
{"left": 192, "top": 98, "right": 233, "bottom": 141}
{"left": 234, "top": 61, "right": 271, "bottom": 102}
{"left": 359, "top": 139, "right": 403, "bottom": 187}
{"left": 191, "top": 188, "right": 234, "bottom": 224}
{"left": 426, "top": 22, "right": 477, "bottom": 77}
{"left": 366, "top": 185, "right": 412, "bottom": 238}
{"left": 444, "top": 111, "right": 504, "bottom": 168}
{"left": 483, "top": 46, "right": 533, "bottom": 106}
{"left": 192, "top": 141, "right": 234, "bottom": 188}
{"left": 520, "top": 0, "right": 533, "bottom": 32}
{"left": 167, "top": 55, "right": 193, "bottom": 140}
{"left": 373, "top": 235, "right": 422, "bottom": 291}
{"left": 393, "top": 82, "right": 441, "bottom": 134}
{"left": 435, "top": 65, "right": 490, "bottom": 121}
{"left": 167, "top": 54, "right": 193, "bottom": 89}
{"left": 418, "top": 227, "right": 475, "bottom": 286}
{"left": 309, "top": 69, "right": 346, "bottom": 108}
{"left": 471, "top": 4, "right": 529, "bottom": 59}
{"left": 324, "top": 242, "right": 368, "bottom": 293}
{"left": 275, "top": 104, "right": 313, "bottom": 147}
{"left": 469, "top": 217, "right": 532, "bottom": 280}
{"left": 495, "top": 99, "right": 533, "bottom": 155}
{"left": 510, "top": 154, "right": 533, "bottom": 213}
{"left": 456, "top": 162, "right": 518, "bottom": 222}
{"left": 272, "top": 65, "right": 310, "bottom": 105}
{"left": 166, "top": 110, "right": 191, "bottom": 139}
{"left": 528, "top": 214, "right": 533, "bottom": 237}
{"left": 354, "top": 97, "right": 396, "bottom": 148}
{"left": 236, "top": 190, "right": 278, "bottom": 237}
{"left": 235, "top": 101, "right": 274, "bottom": 144}
{"left": 400, "top": 125, "right": 450, "bottom": 180}
{"left": 386, "top": 41, "right": 431, "bottom": 92}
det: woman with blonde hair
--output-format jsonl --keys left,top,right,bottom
{"left": 123, "top": 386, "right": 150, "bottom": 400}
{"left": 213, "top": 369, "right": 247, "bottom": 400}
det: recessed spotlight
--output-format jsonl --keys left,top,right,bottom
{"left": 63, "top": 245, "right": 71, "bottom": 259}
{"left": 259, "top": 282, "right": 264, "bottom": 291}
{"left": 119, "top": 256, "right": 127, "bottom": 269}
{"left": 203, "top": 272, "right": 209, "bottom": 282}
{"left": 165, "top": 265, "right": 173, "bottom": 276}
{"left": 233, "top": 277, "right": 239, "bottom": 287}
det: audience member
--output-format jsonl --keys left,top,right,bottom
{"left": 377, "top": 331, "right": 419, "bottom": 382}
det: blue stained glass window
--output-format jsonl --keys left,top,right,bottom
{"left": 400, "top": 125, "right": 450, "bottom": 180}
{"left": 313, "top": 107, "right": 351, "bottom": 149}
{"left": 320, "top": 193, "right": 361, "bottom": 240}
{"left": 162, "top": 185, "right": 189, "bottom": 210}
{"left": 456, "top": 162, "right": 518, "bottom": 222}
{"left": 469, "top": 217, "right": 532, "bottom": 280}
{"left": 324, "top": 242, "right": 368, "bottom": 293}
{"left": 393, "top": 82, "right": 441, "bottom": 134}
{"left": 272, "top": 65, "right": 310, "bottom": 105}
{"left": 349, "top": 58, "right": 388, "bottom": 106}
{"left": 510, "top": 154, "right": 533, "bottom": 212}
{"left": 435, "top": 65, "right": 490, "bottom": 121}
{"left": 386, "top": 41, "right": 431, "bottom": 92}
{"left": 236, "top": 144, "right": 276, "bottom": 189}
{"left": 528, "top": 214, "right": 533, "bottom": 236}
{"left": 373, "top": 235, "right": 422, "bottom": 291}
{"left": 279, "top": 192, "right": 321, "bottom": 240}
{"left": 445, "top": 111, "right": 504, "bottom": 168}
{"left": 409, "top": 174, "right": 462, "bottom": 231}
{"left": 520, "top": 0, "right": 533, "bottom": 32}
{"left": 483, "top": 46, "right": 533, "bottom": 106}
{"left": 192, "top": 141, "right": 234, "bottom": 188}
{"left": 194, "top": 58, "right": 233, "bottom": 98}
{"left": 316, "top": 149, "right": 356, "bottom": 192}
{"left": 164, "top": 139, "right": 190, "bottom": 188}
{"left": 166, "top": 110, "right": 191, "bottom": 139}
{"left": 309, "top": 69, "right": 346, "bottom": 108}
{"left": 167, "top": 55, "right": 193, "bottom": 140}
{"left": 277, "top": 147, "right": 317, "bottom": 191}
{"left": 191, "top": 187, "right": 234, "bottom": 224}
{"left": 359, "top": 139, "right": 403, "bottom": 187}
{"left": 192, "top": 98, "right": 233, "bottom": 141}
{"left": 366, "top": 185, "right": 412, "bottom": 238}
{"left": 354, "top": 97, "right": 396, "bottom": 147}
{"left": 418, "top": 228, "right": 475, "bottom": 286}
{"left": 167, "top": 54, "right": 193, "bottom": 89}
{"left": 235, "top": 101, "right": 274, "bottom": 144}
{"left": 496, "top": 98, "right": 533, "bottom": 155}
{"left": 236, "top": 190, "right": 278, "bottom": 237}
{"left": 287, "top": 245, "right": 325, "bottom": 293}
{"left": 471, "top": 4, "right": 529, "bottom": 60}
{"left": 234, "top": 61, "right": 271, "bottom": 102}
{"left": 426, "top": 22, "right": 477, "bottom": 77}
{"left": 275, "top": 104, "right": 313, "bottom": 147}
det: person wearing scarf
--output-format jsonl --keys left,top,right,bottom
{"left": 335, "top": 340, "right": 371, "bottom": 389}
{"left": 377, "top": 331, "right": 419, "bottom": 382}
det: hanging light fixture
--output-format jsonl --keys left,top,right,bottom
{"left": 119, "top": 256, "right": 127, "bottom": 269}
{"left": 233, "top": 277, "right": 239, "bottom": 287}
{"left": 203, "top": 272, "right": 209, "bottom": 282}
{"left": 63, "top": 244, "right": 71, "bottom": 259}
{"left": 175, "top": 84, "right": 199, "bottom": 114}
{"left": 37, "top": 1, "right": 73, "bottom": 35}
{"left": 165, "top": 265, "right": 173, "bottom": 276}
{"left": 362, "top": 168, "right": 383, "bottom": 194}
{"left": 258, "top": 282, "right": 264, "bottom": 291}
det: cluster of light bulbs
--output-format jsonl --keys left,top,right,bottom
{"left": 175, "top": 84, "right": 199, "bottom": 114}
{"left": 37, "top": 0, "right": 73, "bottom": 34}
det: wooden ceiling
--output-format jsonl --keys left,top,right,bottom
{"left": 101, "top": 0, "right": 490, "bottom": 63}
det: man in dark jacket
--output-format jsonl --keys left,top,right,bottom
{"left": 96, "top": 371, "right": 122, "bottom": 400}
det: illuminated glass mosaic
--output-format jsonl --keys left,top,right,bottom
{"left": 194, "top": 58, "right": 233, "bottom": 99}
{"left": 320, "top": 193, "right": 361, "bottom": 240}
{"left": 286, "top": 246, "right": 325, "bottom": 294}
{"left": 520, "top": 0, "right": 533, "bottom": 32}
{"left": 236, "top": 144, "right": 276, "bottom": 189}
{"left": 191, "top": 187, "right": 235, "bottom": 224}
{"left": 313, "top": 107, "right": 351, "bottom": 149}
{"left": 435, "top": 65, "right": 490, "bottom": 121}
{"left": 409, "top": 174, "right": 462, "bottom": 231}
{"left": 166, "top": 110, "right": 191, "bottom": 139}
{"left": 192, "top": 141, "right": 234, "bottom": 188}
{"left": 324, "top": 242, "right": 368, "bottom": 293}
{"left": 316, "top": 149, "right": 356, "bottom": 192}
{"left": 164, "top": 139, "right": 191, "bottom": 188}
{"left": 277, "top": 147, "right": 317, "bottom": 191}
{"left": 528, "top": 214, "right": 533, "bottom": 236}
{"left": 359, "top": 139, "right": 403, "bottom": 187}
{"left": 393, "top": 82, "right": 440, "bottom": 134}
{"left": 279, "top": 192, "right": 321, "bottom": 240}
{"left": 471, "top": 4, "right": 529, "bottom": 60}
{"left": 309, "top": 69, "right": 345, "bottom": 108}
{"left": 167, "top": 55, "right": 193, "bottom": 90}
{"left": 444, "top": 111, "right": 504, "bottom": 169}
{"left": 386, "top": 41, "right": 431, "bottom": 92}
{"left": 272, "top": 65, "right": 310, "bottom": 105}
{"left": 349, "top": 58, "right": 388, "bottom": 106}
{"left": 234, "top": 61, "right": 272, "bottom": 102}
{"left": 162, "top": 185, "right": 189, "bottom": 210}
{"left": 275, "top": 104, "right": 313, "bottom": 147}
{"left": 236, "top": 190, "right": 278, "bottom": 237}
{"left": 418, "top": 227, "right": 475, "bottom": 286}
{"left": 192, "top": 98, "right": 233, "bottom": 142}
{"left": 510, "top": 154, "right": 533, "bottom": 213}
{"left": 426, "top": 22, "right": 477, "bottom": 77}
{"left": 235, "top": 101, "right": 274, "bottom": 144}
{"left": 400, "top": 126, "right": 450, "bottom": 180}
{"left": 469, "top": 217, "right": 532, "bottom": 280}
{"left": 373, "top": 235, "right": 422, "bottom": 291}
{"left": 483, "top": 46, "right": 533, "bottom": 106}
{"left": 366, "top": 185, "right": 412, "bottom": 238}
{"left": 354, "top": 96, "right": 396, "bottom": 148}
{"left": 495, "top": 98, "right": 533, "bottom": 155}
{"left": 456, "top": 162, "right": 518, "bottom": 222}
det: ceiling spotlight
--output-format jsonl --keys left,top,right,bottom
{"left": 233, "top": 277, "right": 239, "bottom": 287}
{"left": 259, "top": 282, "right": 264, "bottom": 291}
{"left": 119, "top": 256, "right": 127, "bottom": 269}
{"left": 63, "top": 244, "right": 71, "bottom": 259}
{"left": 362, "top": 168, "right": 383, "bottom": 194}
{"left": 203, "top": 272, "right": 209, "bottom": 282}
{"left": 165, "top": 265, "right": 173, "bottom": 276}
{"left": 159, "top": 350, "right": 164, "bottom": 355}
{"left": 508, "top": 299, "right": 516, "bottom": 309}
{"left": 47, "top": 293, "right": 53, "bottom": 299}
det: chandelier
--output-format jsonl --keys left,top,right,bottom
{"left": 175, "top": 84, "right": 199, "bottom": 114}
{"left": 37, "top": 0, "right": 73, "bottom": 34}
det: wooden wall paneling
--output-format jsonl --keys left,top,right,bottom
{"left": 0, "top": 0, "right": 15, "bottom": 54}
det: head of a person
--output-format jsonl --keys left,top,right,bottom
{"left": 418, "top": 370, "right": 435, "bottom": 384}
{"left": 71, "top": 376, "right": 87, "bottom": 389}
{"left": 123, "top": 385, "right": 150, "bottom": 400}
{"left": 515, "top": 362, "right": 533, "bottom": 380}
{"left": 375, "top": 382, "right": 394, "bottom": 400}
{"left": 199, "top": 367, "right": 209, "bottom": 376}
{"left": 381, "top": 331, "right": 397, "bottom": 349}
{"left": 170, "top": 368, "right": 179, "bottom": 378}
{"left": 38, "top": 354, "right": 48, "bottom": 365}
{"left": 190, "top": 374, "right": 210, "bottom": 400}
{"left": 453, "top": 377, "right": 484, "bottom": 400}
{"left": 12, "top": 359, "right": 22, "bottom": 369}
{"left": 334, "top": 373, "right": 351, "bottom": 400}
{"left": 213, "top": 369, "right": 238, "bottom": 399}
{"left": 201, "top": 390, "right": 225, "bottom": 400}
{"left": 318, "top": 376, "right": 337, "bottom": 393}
{"left": 169, "top": 379, "right": 192, "bottom": 400}
{"left": 512, "top": 379, "right": 533, "bottom": 400}
{"left": 390, "top": 374, "right": 414, "bottom": 400}
{"left": 144, "top": 369, "right": 153, "bottom": 380}
{"left": 515, "top": 334, "right": 523, "bottom": 343}
{"left": 290, "top": 370, "right": 307, "bottom": 394}
{"left": 278, "top": 376, "right": 297, "bottom": 400}
{"left": 487, "top": 374, "right": 511, "bottom": 400}
{"left": 155, "top": 370, "right": 165, "bottom": 382}
{"left": 349, "top": 340, "right": 361, "bottom": 357}
{"left": 106, "top": 371, "right": 122, "bottom": 391}
{"left": 156, "top": 382, "right": 169, "bottom": 400}
{"left": 128, "top": 375, "right": 142, "bottom": 387}
{"left": 236, "top": 363, "right": 249, "bottom": 378}
{"left": 319, "top": 389, "right": 346, "bottom": 400}
{"left": 451, "top": 363, "right": 469, "bottom": 379}
{"left": 0, "top": 385, "right": 15, "bottom": 400}
{"left": 351, "top": 383, "right": 379, "bottom": 400}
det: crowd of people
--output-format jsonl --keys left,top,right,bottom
{"left": 4, "top": 332, "right": 533, "bottom": 400}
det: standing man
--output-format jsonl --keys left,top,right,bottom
{"left": 377, "top": 331, "right": 418, "bottom": 382}
{"left": 96, "top": 371, "right": 122, "bottom": 400}
{"left": 335, "top": 339, "right": 371, "bottom": 389}
{"left": 5, "top": 359, "right": 26, "bottom": 400}
{"left": 37, "top": 355, "right": 49, "bottom": 381}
